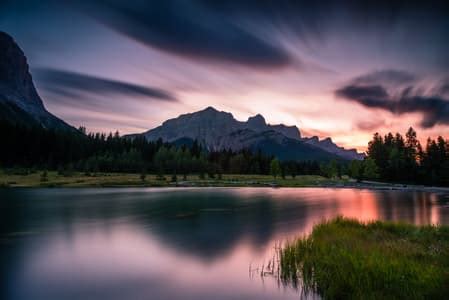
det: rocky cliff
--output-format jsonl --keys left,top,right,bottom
{"left": 0, "top": 31, "right": 72, "bottom": 130}
{"left": 136, "top": 106, "right": 363, "bottom": 161}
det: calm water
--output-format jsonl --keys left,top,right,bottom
{"left": 1, "top": 187, "right": 449, "bottom": 300}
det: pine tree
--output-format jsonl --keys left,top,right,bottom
{"left": 363, "top": 158, "right": 379, "bottom": 180}
{"left": 349, "top": 160, "right": 362, "bottom": 181}
{"left": 270, "top": 158, "right": 281, "bottom": 179}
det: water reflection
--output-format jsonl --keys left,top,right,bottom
{"left": 1, "top": 188, "right": 448, "bottom": 300}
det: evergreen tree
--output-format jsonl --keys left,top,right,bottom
{"left": 363, "top": 158, "right": 379, "bottom": 180}
{"left": 270, "top": 158, "right": 281, "bottom": 179}
{"left": 349, "top": 160, "right": 362, "bottom": 181}
{"left": 323, "top": 159, "right": 339, "bottom": 178}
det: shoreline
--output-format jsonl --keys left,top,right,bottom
{"left": 1, "top": 171, "right": 449, "bottom": 193}
{"left": 3, "top": 183, "right": 449, "bottom": 193}
{"left": 316, "top": 181, "right": 449, "bottom": 193}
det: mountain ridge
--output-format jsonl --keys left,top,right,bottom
{"left": 0, "top": 30, "right": 364, "bottom": 161}
{"left": 0, "top": 31, "right": 73, "bottom": 130}
{"left": 132, "top": 106, "right": 364, "bottom": 161}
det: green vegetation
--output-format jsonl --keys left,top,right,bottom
{"left": 270, "top": 158, "right": 281, "bottom": 178}
{"left": 4, "top": 118, "right": 449, "bottom": 187}
{"left": 365, "top": 127, "right": 449, "bottom": 185}
{"left": 0, "top": 120, "right": 323, "bottom": 179}
{"left": 279, "top": 217, "right": 449, "bottom": 299}
{"left": 347, "top": 158, "right": 380, "bottom": 181}
{"left": 0, "top": 170, "right": 345, "bottom": 187}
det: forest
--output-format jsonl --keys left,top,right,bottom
{"left": 2, "top": 121, "right": 448, "bottom": 186}
{"left": 0, "top": 120, "right": 321, "bottom": 179}
{"left": 360, "top": 127, "right": 449, "bottom": 186}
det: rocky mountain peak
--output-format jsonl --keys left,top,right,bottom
{"left": 308, "top": 136, "right": 319, "bottom": 143}
{"left": 322, "top": 137, "right": 333, "bottom": 145}
{"left": 247, "top": 114, "right": 267, "bottom": 129}
{"left": 0, "top": 31, "right": 72, "bottom": 130}
{"left": 271, "top": 124, "right": 301, "bottom": 140}
{"left": 203, "top": 106, "right": 217, "bottom": 112}
{"left": 303, "top": 135, "right": 364, "bottom": 160}
{"left": 189, "top": 106, "right": 234, "bottom": 121}
{"left": 0, "top": 31, "right": 44, "bottom": 109}
{"left": 138, "top": 106, "right": 363, "bottom": 160}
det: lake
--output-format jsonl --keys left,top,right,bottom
{"left": 1, "top": 187, "right": 449, "bottom": 300}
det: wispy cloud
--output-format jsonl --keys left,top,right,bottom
{"left": 78, "top": 1, "right": 292, "bottom": 68}
{"left": 35, "top": 68, "right": 177, "bottom": 102}
{"left": 351, "top": 70, "right": 417, "bottom": 86}
{"left": 336, "top": 70, "right": 449, "bottom": 128}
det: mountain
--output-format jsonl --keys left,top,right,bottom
{"left": 0, "top": 31, "right": 72, "bottom": 130}
{"left": 134, "top": 106, "right": 363, "bottom": 161}
{"left": 303, "top": 137, "right": 364, "bottom": 160}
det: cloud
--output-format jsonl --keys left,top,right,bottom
{"left": 35, "top": 68, "right": 177, "bottom": 102}
{"left": 336, "top": 85, "right": 389, "bottom": 100}
{"left": 352, "top": 70, "right": 417, "bottom": 86}
{"left": 77, "top": 1, "right": 292, "bottom": 69}
{"left": 336, "top": 70, "right": 449, "bottom": 128}
{"left": 72, "top": 0, "right": 449, "bottom": 71}
{"left": 356, "top": 119, "right": 386, "bottom": 131}
{"left": 439, "top": 82, "right": 449, "bottom": 96}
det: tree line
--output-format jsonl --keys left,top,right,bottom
{"left": 0, "top": 121, "right": 323, "bottom": 178}
{"left": 361, "top": 127, "right": 449, "bottom": 186}
{"left": 4, "top": 120, "right": 447, "bottom": 185}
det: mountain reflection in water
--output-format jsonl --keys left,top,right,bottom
{"left": 1, "top": 188, "right": 448, "bottom": 300}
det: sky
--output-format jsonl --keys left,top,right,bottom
{"left": 1, "top": 0, "right": 449, "bottom": 151}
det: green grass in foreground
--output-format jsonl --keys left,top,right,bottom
{"left": 0, "top": 169, "right": 344, "bottom": 187}
{"left": 280, "top": 217, "right": 449, "bottom": 299}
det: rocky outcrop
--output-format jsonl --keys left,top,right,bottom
{"left": 271, "top": 124, "right": 301, "bottom": 140}
{"left": 136, "top": 106, "right": 364, "bottom": 161}
{"left": 245, "top": 114, "right": 301, "bottom": 139}
{"left": 303, "top": 136, "right": 364, "bottom": 160}
{"left": 215, "top": 129, "right": 287, "bottom": 151}
{"left": 144, "top": 106, "right": 240, "bottom": 146}
{"left": 142, "top": 106, "right": 301, "bottom": 146}
{"left": 171, "top": 128, "right": 341, "bottom": 161}
{"left": 0, "top": 31, "right": 72, "bottom": 130}
{"left": 246, "top": 114, "right": 267, "bottom": 131}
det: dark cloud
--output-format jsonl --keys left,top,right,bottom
{"left": 198, "top": 0, "right": 406, "bottom": 30}
{"left": 336, "top": 85, "right": 389, "bottom": 100}
{"left": 336, "top": 71, "right": 449, "bottom": 128}
{"left": 439, "top": 82, "right": 449, "bottom": 96}
{"left": 73, "top": 0, "right": 449, "bottom": 69}
{"left": 394, "top": 96, "right": 449, "bottom": 128}
{"left": 352, "top": 70, "right": 417, "bottom": 86}
{"left": 185, "top": 0, "right": 449, "bottom": 32}
{"left": 77, "top": 1, "right": 292, "bottom": 68}
{"left": 35, "top": 68, "right": 177, "bottom": 102}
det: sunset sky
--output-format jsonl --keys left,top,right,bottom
{"left": 1, "top": 0, "right": 449, "bottom": 151}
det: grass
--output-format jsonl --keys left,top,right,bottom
{"left": 279, "top": 217, "right": 449, "bottom": 299}
{"left": 0, "top": 169, "right": 345, "bottom": 187}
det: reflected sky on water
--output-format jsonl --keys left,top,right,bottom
{"left": 1, "top": 188, "right": 448, "bottom": 300}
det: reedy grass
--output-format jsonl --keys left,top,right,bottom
{"left": 279, "top": 217, "right": 449, "bottom": 299}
